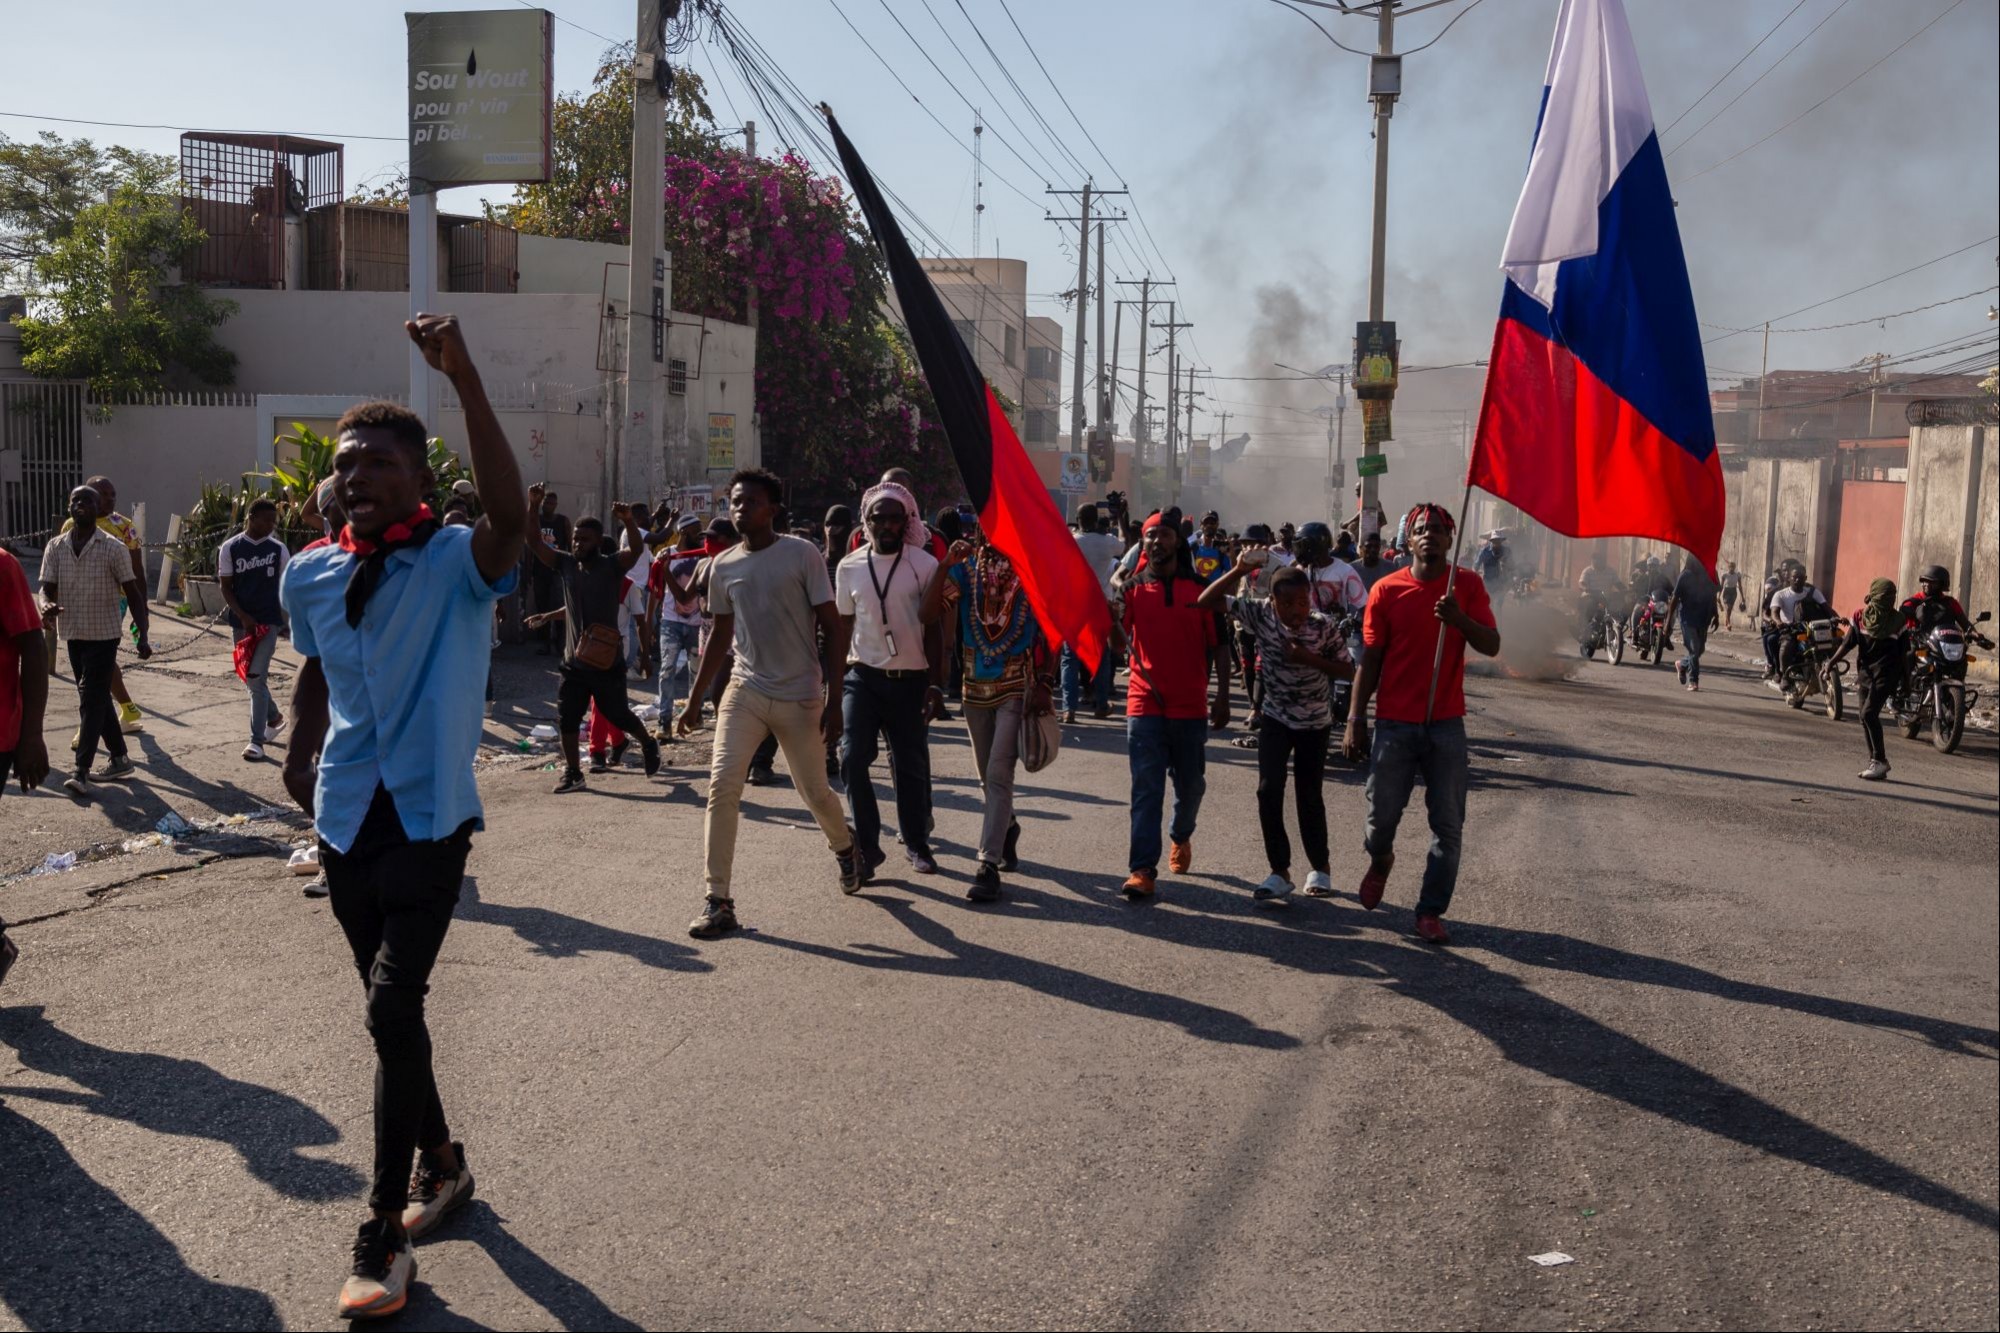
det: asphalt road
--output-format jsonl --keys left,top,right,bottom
{"left": 2, "top": 616, "right": 1995, "bottom": 1331}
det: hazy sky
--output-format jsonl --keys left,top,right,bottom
{"left": 8, "top": 0, "right": 1997, "bottom": 455}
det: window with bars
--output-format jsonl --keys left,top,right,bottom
{"left": 668, "top": 358, "right": 688, "bottom": 395}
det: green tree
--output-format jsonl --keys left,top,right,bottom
{"left": 11, "top": 148, "right": 237, "bottom": 404}
{"left": 490, "top": 42, "right": 716, "bottom": 242}
{"left": 0, "top": 132, "right": 167, "bottom": 291}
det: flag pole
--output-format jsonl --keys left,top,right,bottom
{"left": 1422, "top": 478, "right": 1476, "bottom": 728}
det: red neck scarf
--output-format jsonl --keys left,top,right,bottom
{"left": 338, "top": 504, "right": 438, "bottom": 626}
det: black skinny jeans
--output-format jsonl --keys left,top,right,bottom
{"left": 322, "top": 788, "right": 473, "bottom": 1213}
{"left": 841, "top": 665, "right": 934, "bottom": 859}
{"left": 1858, "top": 669, "right": 1897, "bottom": 764}
{"left": 1256, "top": 718, "right": 1332, "bottom": 876}
{"left": 557, "top": 661, "right": 651, "bottom": 744}
{"left": 67, "top": 639, "right": 127, "bottom": 777}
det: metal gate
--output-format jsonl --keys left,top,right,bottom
{"left": 0, "top": 380, "right": 84, "bottom": 542}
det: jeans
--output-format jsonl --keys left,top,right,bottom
{"left": 1859, "top": 670, "right": 1896, "bottom": 763}
{"left": 1257, "top": 720, "right": 1331, "bottom": 876}
{"left": 242, "top": 627, "right": 281, "bottom": 743}
{"left": 66, "top": 639, "right": 126, "bottom": 777}
{"left": 1362, "top": 718, "right": 1469, "bottom": 917}
{"left": 964, "top": 697, "right": 1024, "bottom": 865}
{"left": 704, "top": 683, "right": 851, "bottom": 901}
{"left": 1677, "top": 605, "right": 1711, "bottom": 684}
{"left": 321, "top": 788, "right": 471, "bottom": 1214}
{"left": 1761, "top": 625, "right": 1783, "bottom": 675}
{"left": 1060, "top": 643, "right": 1114, "bottom": 713}
{"left": 656, "top": 619, "right": 702, "bottom": 718}
{"left": 841, "top": 666, "right": 933, "bottom": 859}
{"left": 1127, "top": 714, "right": 1208, "bottom": 873}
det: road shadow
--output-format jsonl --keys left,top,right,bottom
{"left": 1006, "top": 873, "right": 2000, "bottom": 1232}
{"left": 0, "top": 1003, "right": 363, "bottom": 1202}
{"left": 457, "top": 878, "right": 711, "bottom": 974}
{"left": 752, "top": 897, "right": 1299, "bottom": 1050}
{"left": 0, "top": 1100, "right": 281, "bottom": 1330}
{"left": 386, "top": 1201, "right": 643, "bottom": 1331}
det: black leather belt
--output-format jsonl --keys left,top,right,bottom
{"left": 851, "top": 663, "right": 928, "bottom": 680}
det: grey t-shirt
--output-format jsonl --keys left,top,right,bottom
{"left": 556, "top": 550, "right": 630, "bottom": 665}
{"left": 708, "top": 533, "right": 835, "bottom": 701}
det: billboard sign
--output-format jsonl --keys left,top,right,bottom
{"left": 707, "top": 413, "right": 737, "bottom": 470}
{"left": 407, "top": 9, "right": 555, "bottom": 186}
{"left": 1353, "top": 320, "right": 1399, "bottom": 401}
{"left": 1188, "top": 435, "right": 1212, "bottom": 486}
{"left": 1059, "top": 453, "right": 1088, "bottom": 494}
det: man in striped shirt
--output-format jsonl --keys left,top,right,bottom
{"left": 40, "top": 484, "right": 151, "bottom": 798}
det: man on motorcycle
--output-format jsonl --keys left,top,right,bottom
{"left": 1766, "top": 566, "right": 1828, "bottom": 685}
{"left": 1900, "top": 565, "right": 1976, "bottom": 636}
{"left": 1629, "top": 557, "right": 1675, "bottom": 654}
{"left": 1576, "top": 555, "right": 1621, "bottom": 637}
{"left": 1473, "top": 530, "right": 1509, "bottom": 611}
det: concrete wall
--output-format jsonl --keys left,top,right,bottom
{"left": 1772, "top": 455, "right": 1837, "bottom": 583}
{"left": 1830, "top": 480, "right": 1904, "bottom": 614}
{"left": 515, "top": 233, "right": 630, "bottom": 296}
{"left": 1721, "top": 459, "right": 1777, "bottom": 579}
{"left": 1902, "top": 424, "right": 1996, "bottom": 616}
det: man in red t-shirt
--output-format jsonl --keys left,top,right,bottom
{"left": 1117, "top": 512, "right": 1231, "bottom": 897}
{"left": 1342, "top": 502, "right": 1500, "bottom": 944}
{"left": 2, "top": 548, "right": 52, "bottom": 984}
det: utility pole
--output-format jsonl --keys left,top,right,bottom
{"left": 1153, "top": 301, "right": 1190, "bottom": 507}
{"left": 621, "top": 0, "right": 676, "bottom": 505}
{"left": 1120, "top": 276, "right": 1169, "bottom": 472}
{"left": 1095, "top": 221, "right": 1108, "bottom": 428}
{"left": 1048, "top": 183, "right": 1127, "bottom": 454}
{"left": 1183, "top": 363, "right": 1199, "bottom": 505}
{"left": 1360, "top": 0, "right": 1399, "bottom": 533}
{"left": 1757, "top": 320, "right": 1770, "bottom": 443}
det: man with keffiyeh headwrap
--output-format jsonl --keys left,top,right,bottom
{"left": 278, "top": 314, "right": 528, "bottom": 1319}
{"left": 1830, "top": 577, "right": 1909, "bottom": 782}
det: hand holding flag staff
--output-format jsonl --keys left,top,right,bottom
{"left": 1427, "top": 0, "right": 1726, "bottom": 723}
{"left": 823, "top": 105, "right": 1113, "bottom": 677}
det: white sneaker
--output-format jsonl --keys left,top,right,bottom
{"left": 287, "top": 845, "right": 321, "bottom": 876}
{"left": 1303, "top": 870, "right": 1334, "bottom": 897}
{"left": 338, "top": 1220, "right": 416, "bottom": 1320}
{"left": 1859, "top": 760, "right": 1890, "bottom": 782}
{"left": 242, "top": 743, "right": 264, "bottom": 762}
{"left": 1253, "top": 873, "right": 1295, "bottom": 907}
{"left": 401, "top": 1143, "right": 475, "bottom": 1240}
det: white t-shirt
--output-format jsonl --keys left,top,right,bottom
{"left": 835, "top": 543, "right": 938, "bottom": 672}
{"left": 1303, "top": 558, "right": 1368, "bottom": 615}
{"left": 1769, "top": 584, "right": 1822, "bottom": 625}
{"left": 1073, "top": 530, "right": 1123, "bottom": 599}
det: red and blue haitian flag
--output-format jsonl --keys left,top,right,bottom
{"left": 1469, "top": 0, "right": 1725, "bottom": 574}
{"left": 826, "top": 108, "right": 1113, "bottom": 674}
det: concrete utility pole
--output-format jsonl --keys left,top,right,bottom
{"left": 621, "top": 0, "right": 677, "bottom": 505}
{"left": 408, "top": 182, "right": 438, "bottom": 432}
{"left": 1047, "top": 183, "right": 1127, "bottom": 454}
{"left": 1361, "top": 0, "right": 1399, "bottom": 534}
{"left": 1095, "top": 221, "right": 1108, "bottom": 427}
{"left": 1118, "top": 277, "right": 1168, "bottom": 466}
{"left": 1758, "top": 320, "right": 1770, "bottom": 443}
{"left": 1153, "top": 301, "right": 1190, "bottom": 506}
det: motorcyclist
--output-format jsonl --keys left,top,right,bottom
{"left": 1294, "top": 521, "right": 1367, "bottom": 617}
{"left": 1576, "top": 555, "right": 1622, "bottom": 637}
{"left": 1899, "top": 565, "right": 1979, "bottom": 637}
{"left": 1766, "top": 566, "right": 1830, "bottom": 684}
{"left": 1630, "top": 556, "right": 1675, "bottom": 652}
{"left": 1473, "top": 530, "right": 1509, "bottom": 610}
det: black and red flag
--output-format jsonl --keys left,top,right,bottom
{"left": 825, "top": 108, "right": 1113, "bottom": 675}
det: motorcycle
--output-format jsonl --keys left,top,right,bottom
{"left": 1778, "top": 616, "right": 1848, "bottom": 718}
{"left": 1329, "top": 608, "right": 1363, "bottom": 725}
{"left": 1895, "top": 610, "right": 1993, "bottom": 754}
{"left": 1577, "top": 599, "right": 1625, "bottom": 664}
{"left": 1631, "top": 591, "right": 1673, "bottom": 665}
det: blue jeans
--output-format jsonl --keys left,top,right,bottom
{"left": 1061, "top": 643, "right": 1114, "bottom": 713}
{"left": 841, "top": 666, "right": 934, "bottom": 859}
{"left": 1761, "top": 625, "right": 1782, "bottom": 675}
{"left": 243, "top": 626, "right": 281, "bottom": 743}
{"left": 1677, "top": 606, "right": 1711, "bottom": 683}
{"left": 656, "top": 619, "right": 702, "bottom": 718}
{"left": 1362, "top": 718, "right": 1468, "bottom": 917}
{"left": 1127, "top": 715, "right": 1208, "bottom": 873}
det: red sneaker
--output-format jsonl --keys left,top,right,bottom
{"left": 1414, "top": 913, "right": 1451, "bottom": 945}
{"left": 1357, "top": 854, "right": 1393, "bottom": 911}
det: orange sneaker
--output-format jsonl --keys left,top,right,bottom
{"left": 1121, "top": 869, "right": 1156, "bottom": 897}
{"left": 1168, "top": 839, "right": 1193, "bottom": 874}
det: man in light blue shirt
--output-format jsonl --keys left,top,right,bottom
{"left": 279, "top": 314, "right": 527, "bottom": 1320}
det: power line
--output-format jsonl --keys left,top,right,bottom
{"left": 1664, "top": 0, "right": 1853, "bottom": 159}
{"left": 1700, "top": 285, "right": 1996, "bottom": 336}
{"left": 0, "top": 108, "right": 401, "bottom": 142}
{"left": 1678, "top": 0, "right": 1969, "bottom": 183}
{"left": 1703, "top": 235, "right": 1999, "bottom": 345}
{"left": 512, "top": 0, "right": 622, "bottom": 48}
{"left": 1658, "top": 0, "right": 1812, "bottom": 137}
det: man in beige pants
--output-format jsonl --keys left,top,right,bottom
{"left": 674, "top": 468, "right": 862, "bottom": 939}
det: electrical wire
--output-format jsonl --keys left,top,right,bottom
{"left": 1678, "top": 0, "right": 1969, "bottom": 184}
{"left": 1658, "top": 0, "right": 1812, "bottom": 137}
{"left": 1700, "top": 286, "right": 1996, "bottom": 336}
{"left": 1664, "top": 0, "right": 1853, "bottom": 158}
{"left": 0, "top": 108, "right": 402, "bottom": 142}
{"left": 1703, "top": 235, "right": 1999, "bottom": 345}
